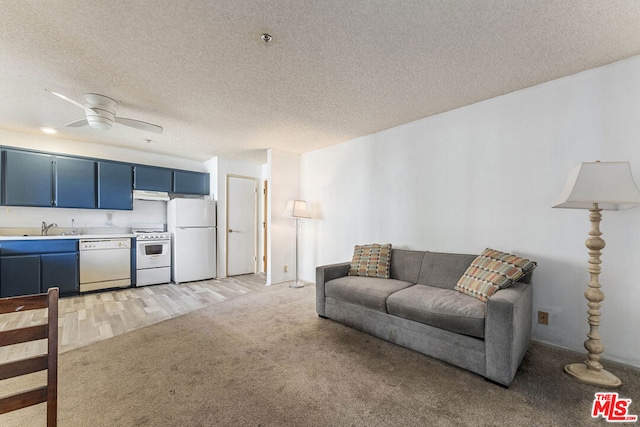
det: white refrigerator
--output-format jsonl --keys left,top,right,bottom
{"left": 167, "top": 199, "right": 216, "bottom": 283}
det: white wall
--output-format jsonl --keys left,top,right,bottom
{"left": 266, "top": 149, "right": 301, "bottom": 285}
{"left": 0, "top": 201, "right": 165, "bottom": 234}
{"left": 205, "top": 156, "right": 263, "bottom": 278}
{"left": 300, "top": 55, "right": 640, "bottom": 368}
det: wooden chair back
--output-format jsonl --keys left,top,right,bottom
{"left": 0, "top": 288, "right": 59, "bottom": 426}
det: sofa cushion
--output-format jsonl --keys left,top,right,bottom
{"left": 455, "top": 248, "right": 537, "bottom": 302}
{"left": 417, "top": 252, "right": 477, "bottom": 289}
{"left": 348, "top": 243, "right": 392, "bottom": 278}
{"left": 390, "top": 249, "right": 425, "bottom": 283}
{"left": 325, "top": 276, "right": 414, "bottom": 313}
{"left": 387, "top": 285, "right": 486, "bottom": 338}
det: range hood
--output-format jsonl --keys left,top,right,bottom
{"left": 133, "top": 190, "right": 170, "bottom": 201}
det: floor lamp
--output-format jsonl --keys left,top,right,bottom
{"left": 553, "top": 161, "right": 640, "bottom": 387}
{"left": 284, "top": 199, "right": 311, "bottom": 288}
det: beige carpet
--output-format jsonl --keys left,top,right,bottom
{"left": 3, "top": 282, "right": 639, "bottom": 426}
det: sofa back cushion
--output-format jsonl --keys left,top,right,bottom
{"left": 417, "top": 252, "right": 477, "bottom": 289}
{"left": 389, "top": 249, "right": 425, "bottom": 283}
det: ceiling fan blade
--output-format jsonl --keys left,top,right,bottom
{"left": 46, "top": 89, "right": 96, "bottom": 113}
{"left": 65, "top": 118, "right": 89, "bottom": 128}
{"left": 115, "top": 117, "right": 163, "bottom": 134}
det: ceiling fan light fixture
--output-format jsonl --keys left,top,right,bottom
{"left": 40, "top": 127, "right": 57, "bottom": 134}
{"left": 86, "top": 106, "right": 115, "bottom": 130}
{"left": 86, "top": 115, "right": 113, "bottom": 130}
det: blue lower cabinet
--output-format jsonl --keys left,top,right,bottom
{"left": 0, "top": 255, "right": 41, "bottom": 297}
{"left": 0, "top": 239, "right": 80, "bottom": 297}
{"left": 41, "top": 252, "right": 79, "bottom": 295}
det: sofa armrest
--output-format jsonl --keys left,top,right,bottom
{"left": 484, "top": 281, "right": 533, "bottom": 386}
{"left": 316, "top": 262, "right": 351, "bottom": 316}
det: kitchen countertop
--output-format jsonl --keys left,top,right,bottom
{"left": 0, "top": 234, "right": 136, "bottom": 241}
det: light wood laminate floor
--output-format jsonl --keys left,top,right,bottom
{"left": 0, "top": 274, "right": 266, "bottom": 364}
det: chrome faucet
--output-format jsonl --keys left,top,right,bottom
{"left": 41, "top": 221, "right": 58, "bottom": 236}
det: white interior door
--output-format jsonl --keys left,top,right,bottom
{"left": 226, "top": 175, "right": 257, "bottom": 276}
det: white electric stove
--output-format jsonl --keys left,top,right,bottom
{"left": 132, "top": 225, "right": 171, "bottom": 286}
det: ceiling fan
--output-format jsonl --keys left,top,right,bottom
{"left": 47, "top": 90, "right": 163, "bottom": 134}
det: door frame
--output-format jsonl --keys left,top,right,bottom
{"left": 225, "top": 174, "right": 258, "bottom": 276}
{"left": 263, "top": 180, "right": 268, "bottom": 273}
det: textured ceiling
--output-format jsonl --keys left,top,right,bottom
{"left": 1, "top": 1, "right": 639, "bottom": 164}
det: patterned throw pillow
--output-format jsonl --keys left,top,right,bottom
{"left": 348, "top": 243, "right": 392, "bottom": 279}
{"left": 455, "top": 248, "right": 537, "bottom": 302}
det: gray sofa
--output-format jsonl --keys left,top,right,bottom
{"left": 315, "top": 249, "right": 533, "bottom": 386}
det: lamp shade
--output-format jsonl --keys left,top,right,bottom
{"left": 553, "top": 161, "right": 640, "bottom": 210}
{"left": 284, "top": 199, "right": 311, "bottom": 218}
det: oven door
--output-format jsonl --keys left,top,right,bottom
{"left": 137, "top": 239, "right": 171, "bottom": 269}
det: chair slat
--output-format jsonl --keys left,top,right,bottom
{"left": 0, "top": 293, "right": 48, "bottom": 314}
{"left": 0, "top": 386, "right": 48, "bottom": 415}
{"left": 0, "top": 288, "right": 58, "bottom": 426}
{"left": 0, "top": 354, "right": 48, "bottom": 381}
{"left": 0, "top": 324, "right": 48, "bottom": 347}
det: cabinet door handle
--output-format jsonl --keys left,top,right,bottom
{"left": 228, "top": 229, "right": 234, "bottom": 233}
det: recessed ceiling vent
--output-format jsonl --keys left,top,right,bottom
{"left": 260, "top": 34, "right": 272, "bottom": 44}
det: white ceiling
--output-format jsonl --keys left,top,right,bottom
{"left": 1, "top": 1, "right": 639, "bottom": 164}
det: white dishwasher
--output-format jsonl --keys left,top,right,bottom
{"left": 79, "top": 239, "right": 131, "bottom": 293}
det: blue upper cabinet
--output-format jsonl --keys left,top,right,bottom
{"left": 55, "top": 156, "right": 96, "bottom": 208}
{"left": 1, "top": 150, "right": 97, "bottom": 209}
{"left": 1, "top": 149, "right": 54, "bottom": 207}
{"left": 97, "top": 161, "right": 133, "bottom": 210}
{"left": 136, "top": 165, "right": 209, "bottom": 195}
{"left": 173, "top": 170, "right": 210, "bottom": 195}
{"left": 134, "top": 165, "right": 172, "bottom": 192}
{"left": 1, "top": 146, "right": 209, "bottom": 209}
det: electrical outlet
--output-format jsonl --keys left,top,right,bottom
{"left": 284, "top": 265, "right": 288, "bottom": 273}
{"left": 537, "top": 311, "right": 549, "bottom": 325}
